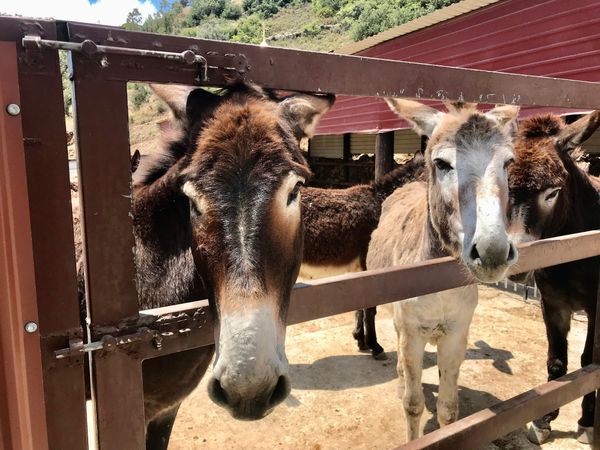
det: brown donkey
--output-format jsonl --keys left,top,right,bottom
{"left": 508, "top": 111, "right": 600, "bottom": 444}
{"left": 300, "top": 154, "right": 425, "bottom": 358}
{"left": 76, "top": 82, "right": 333, "bottom": 449}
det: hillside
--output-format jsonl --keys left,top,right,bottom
{"left": 64, "top": 0, "right": 459, "bottom": 158}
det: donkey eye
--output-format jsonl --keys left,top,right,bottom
{"left": 504, "top": 157, "right": 515, "bottom": 169}
{"left": 433, "top": 158, "right": 453, "bottom": 172}
{"left": 287, "top": 181, "right": 303, "bottom": 206}
{"left": 545, "top": 188, "right": 561, "bottom": 201}
{"left": 189, "top": 199, "right": 202, "bottom": 218}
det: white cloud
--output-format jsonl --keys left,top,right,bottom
{"left": 0, "top": 0, "right": 157, "bottom": 26}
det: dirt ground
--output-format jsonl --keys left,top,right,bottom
{"left": 166, "top": 286, "right": 589, "bottom": 450}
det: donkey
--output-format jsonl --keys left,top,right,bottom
{"left": 508, "top": 111, "right": 600, "bottom": 444}
{"left": 367, "top": 99, "right": 519, "bottom": 440}
{"left": 75, "top": 82, "right": 333, "bottom": 449}
{"left": 300, "top": 154, "right": 425, "bottom": 359}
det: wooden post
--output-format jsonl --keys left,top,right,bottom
{"left": 375, "top": 131, "right": 395, "bottom": 179}
{"left": 343, "top": 133, "right": 351, "bottom": 182}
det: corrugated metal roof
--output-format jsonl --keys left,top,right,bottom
{"left": 317, "top": 0, "right": 600, "bottom": 135}
{"left": 336, "top": 0, "right": 502, "bottom": 55}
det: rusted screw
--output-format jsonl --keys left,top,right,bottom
{"left": 24, "top": 321, "right": 38, "bottom": 333}
{"left": 6, "top": 104, "right": 20, "bottom": 116}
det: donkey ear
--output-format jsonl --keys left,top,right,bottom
{"left": 556, "top": 111, "right": 600, "bottom": 152}
{"left": 278, "top": 93, "right": 335, "bottom": 141}
{"left": 486, "top": 104, "right": 520, "bottom": 136}
{"left": 385, "top": 98, "right": 443, "bottom": 137}
{"left": 150, "top": 84, "right": 196, "bottom": 122}
{"left": 130, "top": 149, "right": 141, "bottom": 174}
{"left": 185, "top": 88, "right": 222, "bottom": 127}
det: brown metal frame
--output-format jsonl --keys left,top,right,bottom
{"left": 1, "top": 15, "right": 600, "bottom": 450}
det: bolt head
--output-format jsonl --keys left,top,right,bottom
{"left": 24, "top": 321, "right": 38, "bottom": 333}
{"left": 6, "top": 104, "right": 20, "bottom": 116}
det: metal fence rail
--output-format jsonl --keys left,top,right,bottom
{"left": 1, "top": 14, "right": 600, "bottom": 450}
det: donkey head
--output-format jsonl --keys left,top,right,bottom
{"left": 508, "top": 111, "right": 600, "bottom": 247}
{"left": 386, "top": 99, "right": 519, "bottom": 282}
{"left": 152, "top": 83, "right": 333, "bottom": 419}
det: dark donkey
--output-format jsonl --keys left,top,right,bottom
{"left": 300, "top": 154, "right": 425, "bottom": 358}
{"left": 75, "top": 82, "right": 333, "bottom": 449}
{"left": 508, "top": 111, "right": 600, "bottom": 444}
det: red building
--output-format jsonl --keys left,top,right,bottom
{"left": 311, "top": 0, "right": 600, "bottom": 158}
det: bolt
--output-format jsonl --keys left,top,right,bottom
{"left": 6, "top": 104, "right": 20, "bottom": 116}
{"left": 24, "top": 321, "right": 38, "bottom": 333}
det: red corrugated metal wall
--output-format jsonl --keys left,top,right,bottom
{"left": 317, "top": 0, "right": 600, "bottom": 134}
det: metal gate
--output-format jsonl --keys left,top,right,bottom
{"left": 1, "top": 15, "right": 600, "bottom": 450}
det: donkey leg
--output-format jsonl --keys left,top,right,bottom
{"left": 364, "top": 307, "right": 386, "bottom": 360}
{"left": 436, "top": 331, "right": 468, "bottom": 427}
{"left": 577, "top": 308, "right": 596, "bottom": 443}
{"left": 400, "top": 331, "right": 426, "bottom": 441}
{"left": 352, "top": 309, "right": 368, "bottom": 352}
{"left": 146, "top": 405, "right": 180, "bottom": 450}
{"left": 528, "top": 300, "right": 570, "bottom": 444}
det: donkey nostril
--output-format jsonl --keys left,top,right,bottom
{"left": 507, "top": 243, "right": 516, "bottom": 262}
{"left": 470, "top": 244, "right": 480, "bottom": 262}
{"left": 208, "top": 378, "right": 228, "bottom": 406}
{"left": 268, "top": 375, "right": 290, "bottom": 407}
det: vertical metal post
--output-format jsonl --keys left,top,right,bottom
{"left": 593, "top": 264, "right": 600, "bottom": 448}
{"left": 70, "top": 53, "right": 145, "bottom": 449}
{"left": 18, "top": 46, "right": 89, "bottom": 450}
{"left": 375, "top": 131, "right": 395, "bottom": 179}
{"left": 0, "top": 42, "right": 49, "bottom": 450}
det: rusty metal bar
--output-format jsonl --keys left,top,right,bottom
{"left": 63, "top": 21, "right": 600, "bottom": 108}
{"left": 131, "top": 230, "right": 600, "bottom": 360}
{"left": 398, "top": 365, "right": 600, "bottom": 450}
{"left": 70, "top": 54, "right": 139, "bottom": 326}
{"left": 0, "top": 41, "right": 48, "bottom": 450}
{"left": 22, "top": 35, "right": 208, "bottom": 81}
{"left": 70, "top": 53, "right": 145, "bottom": 448}
{"left": 15, "top": 25, "right": 90, "bottom": 450}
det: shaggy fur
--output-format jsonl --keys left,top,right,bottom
{"left": 509, "top": 111, "right": 600, "bottom": 443}
{"left": 300, "top": 153, "right": 425, "bottom": 357}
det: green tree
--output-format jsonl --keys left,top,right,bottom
{"left": 232, "top": 14, "right": 263, "bottom": 43}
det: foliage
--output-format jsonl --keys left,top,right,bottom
{"left": 242, "top": 0, "right": 296, "bottom": 18}
{"left": 313, "top": 0, "right": 460, "bottom": 40}
{"left": 59, "top": 51, "right": 72, "bottom": 116}
{"left": 129, "top": 83, "right": 151, "bottom": 109}
{"left": 181, "top": 17, "right": 237, "bottom": 40}
{"left": 232, "top": 14, "right": 263, "bottom": 43}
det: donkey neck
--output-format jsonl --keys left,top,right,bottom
{"left": 551, "top": 154, "right": 600, "bottom": 237}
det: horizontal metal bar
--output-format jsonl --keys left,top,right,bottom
{"left": 22, "top": 35, "right": 207, "bottom": 81}
{"left": 398, "top": 364, "right": 600, "bottom": 450}
{"left": 63, "top": 21, "right": 600, "bottom": 108}
{"left": 135, "top": 230, "right": 600, "bottom": 359}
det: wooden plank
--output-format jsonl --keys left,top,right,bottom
{"left": 0, "top": 41, "right": 48, "bottom": 450}
{"left": 375, "top": 131, "right": 394, "bottom": 179}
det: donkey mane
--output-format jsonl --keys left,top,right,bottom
{"left": 134, "top": 81, "right": 285, "bottom": 188}
{"left": 520, "top": 114, "right": 562, "bottom": 139}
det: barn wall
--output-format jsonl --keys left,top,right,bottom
{"left": 310, "top": 130, "right": 421, "bottom": 158}
{"left": 317, "top": 0, "right": 600, "bottom": 135}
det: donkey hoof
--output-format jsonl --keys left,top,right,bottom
{"left": 577, "top": 425, "right": 594, "bottom": 444}
{"left": 527, "top": 423, "right": 551, "bottom": 444}
{"left": 372, "top": 351, "right": 388, "bottom": 360}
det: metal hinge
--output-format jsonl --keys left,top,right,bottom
{"left": 22, "top": 35, "right": 208, "bottom": 81}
